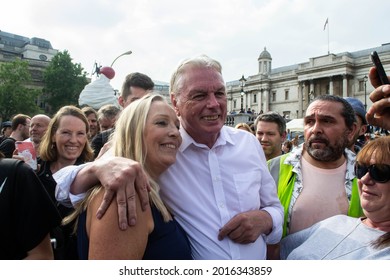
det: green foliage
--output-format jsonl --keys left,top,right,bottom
{"left": 0, "top": 59, "right": 42, "bottom": 121}
{"left": 43, "top": 50, "right": 88, "bottom": 114}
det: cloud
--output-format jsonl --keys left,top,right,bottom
{"left": 1, "top": 0, "right": 389, "bottom": 90}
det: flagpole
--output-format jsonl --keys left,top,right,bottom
{"left": 327, "top": 19, "right": 330, "bottom": 54}
{"left": 323, "top": 18, "right": 330, "bottom": 55}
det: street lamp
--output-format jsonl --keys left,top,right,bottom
{"left": 239, "top": 75, "right": 246, "bottom": 113}
{"left": 110, "top": 50, "right": 133, "bottom": 67}
{"left": 363, "top": 75, "right": 368, "bottom": 110}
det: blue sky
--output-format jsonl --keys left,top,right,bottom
{"left": 2, "top": 0, "right": 389, "bottom": 90}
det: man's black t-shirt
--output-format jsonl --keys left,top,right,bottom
{"left": 0, "top": 137, "right": 16, "bottom": 158}
{"left": 0, "top": 159, "right": 61, "bottom": 259}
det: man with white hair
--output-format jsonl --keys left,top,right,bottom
{"left": 29, "top": 114, "right": 51, "bottom": 156}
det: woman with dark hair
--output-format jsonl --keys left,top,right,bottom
{"left": 282, "top": 140, "right": 293, "bottom": 154}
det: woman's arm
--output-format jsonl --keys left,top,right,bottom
{"left": 87, "top": 188, "right": 153, "bottom": 259}
{"left": 24, "top": 233, "right": 54, "bottom": 260}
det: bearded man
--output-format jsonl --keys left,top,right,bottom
{"left": 267, "top": 95, "right": 363, "bottom": 259}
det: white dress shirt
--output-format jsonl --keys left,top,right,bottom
{"left": 158, "top": 126, "right": 283, "bottom": 259}
{"left": 54, "top": 126, "right": 283, "bottom": 259}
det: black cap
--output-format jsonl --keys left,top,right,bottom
{"left": 1, "top": 121, "right": 12, "bottom": 128}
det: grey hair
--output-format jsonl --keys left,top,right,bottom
{"left": 169, "top": 54, "right": 223, "bottom": 97}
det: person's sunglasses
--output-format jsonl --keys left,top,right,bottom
{"left": 355, "top": 163, "right": 390, "bottom": 183}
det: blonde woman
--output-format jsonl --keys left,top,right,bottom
{"left": 66, "top": 94, "right": 192, "bottom": 259}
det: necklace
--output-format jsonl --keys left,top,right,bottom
{"left": 321, "top": 220, "right": 365, "bottom": 260}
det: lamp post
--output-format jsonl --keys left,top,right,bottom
{"left": 239, "top": 75, "right": 246, "bottom": 113}
{"left": 110, "top": 50, "right": 133, "bottom": 67}
{"left": 363, "top": 75, "right": 368, "bottom": 110}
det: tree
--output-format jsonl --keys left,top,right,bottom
{"left": 0, "top": 59, "right": 42, "bottom": 121}
{"left": 43, "top": 50, "right": 88, "bottom": 114}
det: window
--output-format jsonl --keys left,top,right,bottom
{"left": 253, "top": 93, "right": 257, "bottom": 103}
{"left": 233, "top": 100, "right": 237, "bottom": 109}
{"left": 272, "top": 91, "right": 276, "bottom": 102}
{"left": 285, "top": 90, "right": 289, "bottom": 100}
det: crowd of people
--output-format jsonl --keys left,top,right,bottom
{"left": 0, "top": 54, "right": 389, "bottom": 260}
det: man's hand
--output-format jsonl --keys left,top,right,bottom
{"left": 87, "top": 156, "right": 150, "bottom": 230}
{"left": 218, "top": 210, "right": 272, "bottom": 244}
{"left": 12, "top": 148, "right": 24, "bottom": 161}
{"left": 366, "top": 67, "right": 390, "bottom": 130}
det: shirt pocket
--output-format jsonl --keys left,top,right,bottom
{"left": 233, "top": 171, "right": 261, "bottom": 210}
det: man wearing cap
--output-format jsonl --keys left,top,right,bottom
{"left": 0, "top": 121, "right": 12, "bottom": 144}
{"left": 345, "top": 97, "right": 368, "bottom": 154}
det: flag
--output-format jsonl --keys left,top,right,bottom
{"left": 323, "top": 18, "right": 328, "bottom": 30}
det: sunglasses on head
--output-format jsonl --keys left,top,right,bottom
{"left": 354, "top": 163, "right": 390, "bottom": 183}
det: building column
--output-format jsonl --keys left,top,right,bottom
{"left": 257, "top": 91, "right": 262, "bottom": 114}
{"left": 309, "top": 80, "right": 314, "bottom": 95}
{"left": 343, "top": 75, "right": 348, "bottom": 97}
{"left": 309, "top": 80, "right": 314, "bottom": 105}
{"left": 265, "top": 89, "right": 270, "bottom": 112}
{"left": 227, "top": 87, "right": 233, "bottom": 112}
{"left": 247, "top": 92, "right": 251, "bottom": 111}
{"left": 329, "top": 77, "right": 334, "bottom": 95}
{"left": 298, "top": 82, "right": 303, "bottom": 118}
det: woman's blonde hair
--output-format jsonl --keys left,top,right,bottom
{"left": 235, "top": 122, "right": 253, "bottom": 133}
{"left": 64, "top": 94, "right": 172, "bottom": 228}
{"left": 111, "top": 93, "right": 172, "bottom": 221}
{"left": 40, "top": 105, "right": 94, "bottom": 163}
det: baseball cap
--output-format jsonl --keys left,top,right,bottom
{"left": 1, "top": 121, "right": 12, "bottom": 128}
{"left": 345, "top": 97, "right": 367, "bottom": 124}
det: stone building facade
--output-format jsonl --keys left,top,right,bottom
{"left": 0, "top": 30, "right": 58, "bottom": 86}
{"left": 0, "top": 30, "right": 58, "bottom": 110}
{"left": 226, "top": 44, "right": 390, "bottom": 119}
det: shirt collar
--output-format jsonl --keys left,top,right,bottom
{"left": 179, "top": 126, "right": 235, "bottom": 151}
